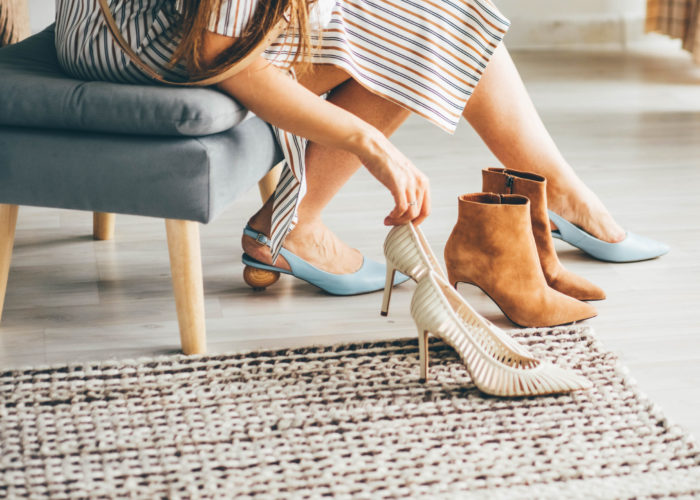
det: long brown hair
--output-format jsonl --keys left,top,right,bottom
{"left": 171, "top": 0, "right": 314, "bottom": 79}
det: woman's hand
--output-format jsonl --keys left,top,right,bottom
{"left": 353, "top": 129, "right": 431, "bottom": 226}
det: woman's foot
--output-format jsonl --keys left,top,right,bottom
{"left": 548, "top": 180, "right": 626, "bottom": 244}
{"left": 242, "top": 217, "right": 364, "bottom": 275}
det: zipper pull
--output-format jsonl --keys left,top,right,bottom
{"left": 505, "top": 174, "right": 514, "bottom": 193}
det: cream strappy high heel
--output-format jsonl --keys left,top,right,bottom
{"left": 381, "top": 223, "right": 444, "bottom": 316}
{"left": 411, "top": 271, "right": 592, "bottom": 396}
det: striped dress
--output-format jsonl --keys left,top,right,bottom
{"left": 55, "top": 0, "right": 510, "bottom": 261}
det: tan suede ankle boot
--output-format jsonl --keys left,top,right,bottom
{"left": 444, "top": 193, "right": 597, "bottom": 328}
{"left": 482, "top": 168, "right": 605, "bottom": 301}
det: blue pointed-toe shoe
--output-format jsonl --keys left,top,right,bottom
{"left": 241, "top": 226, "right": 410, "bottom": 295}
{"left": 548, "top": 210, "right": 669, "bottom": 263}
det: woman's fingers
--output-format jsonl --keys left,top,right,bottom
{"left": 385, "top": 174, "right": 430, "bottom": 226}
{"left": 413, "top": 178, "right": 431, "bottom": 226}
{"left": 384, "top": 173, "right": 414, "bottom": 224}
{"left": 386, "top": 185, "right": 409, "bottom": 223}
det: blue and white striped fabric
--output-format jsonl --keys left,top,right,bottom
{"left": 54, "top": 0, "right": 510, "bottom": 262}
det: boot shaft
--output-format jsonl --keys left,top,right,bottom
{"left": 482, "top": 168, "right": 548, "bottom": 218}
{"left": 456, "top": 192, "right": 530, "bottom": 227}
{"left": 481, "top": 167, "right": 558, "bottom": 266}
{"left": 480, "top": 167, "right": 606, "bottom": 301}
{"left": 482, "top": 168, "right": 545, "bottom": 194}
{"left": 447, "top": 193, "right": 543, "bottom": 284}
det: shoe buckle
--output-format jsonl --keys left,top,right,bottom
{"left": 254, "top": 233, "right": 268, "bottom": 246}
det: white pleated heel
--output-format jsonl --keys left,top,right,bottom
{"left": 411, "top": 271, "right": 592, "bottom": 396}
{"left": 382, "top": 223, "right": 445, "bottom": 316}
{"left": 380, "top": 266, "right": 396, "bottom": 317}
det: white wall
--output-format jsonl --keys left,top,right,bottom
{"left": 29, "top": 0, "right": 55, "bottom": 34}
{"left": 29, "top": 0, "right": 647, "bottom": 49}
{"left": 496, "top": 0, "right": 647, "bottom": 48}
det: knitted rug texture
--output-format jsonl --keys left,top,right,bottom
{"left": 1, "top": 326, "right": 699, "bottom": 499}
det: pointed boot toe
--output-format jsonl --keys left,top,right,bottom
{"left": 542, "top": 291, "right": 598, "bottom": 327}
{"left": 548, "top": 268, "right": 606, "bottom": 301}
{"left": 505, "top": 286, "right": 598, "bottom": 328}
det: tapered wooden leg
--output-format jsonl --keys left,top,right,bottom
{"left": 165, "top": 219, "right": 206, "bottom": 355}
{"left": 93, "top": 212, "right": 115, "bottom": 240}
{"left": 257, "top": 161, "right": 283, "bottom": 202}
{"left": 0, "top": 204, "right": 19, "bottom": 323}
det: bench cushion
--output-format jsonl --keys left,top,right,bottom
{"left": 0, "top": 118, "right": 282, "bottom": 223}
{"left": 0, "top": 26, "right": 247, "bottom": 137}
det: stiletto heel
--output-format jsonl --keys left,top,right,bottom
{"left": 418, "top": 329, "right": 430, "bottom": 381}
{"left": 243, "top": 265, "right": 280, "bottom": 291}
{"left": 382, "top": 223, "right": 445, "bottom": 316}
{"left": 410, "top": 270, "right": 592, "bottom": 397}
{"left": 380, "top": 266, "right": 396, "bottom": 316}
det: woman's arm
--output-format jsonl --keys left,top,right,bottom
{"left": 202, "top": 31, "right": 430, "bottom": 225}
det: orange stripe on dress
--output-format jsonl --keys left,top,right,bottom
{"left": 232, "top": 0, "right": 241, "bottom": 36}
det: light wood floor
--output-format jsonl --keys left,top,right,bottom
{"left": 2, "top": 47, "right": 699, "bottom": 436}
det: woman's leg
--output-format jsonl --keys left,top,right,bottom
{"left": 244, "top": 65, "right": 410, "bottom": 273}
{"left": 463, "top": 44, "right": 626, "bottom": 243}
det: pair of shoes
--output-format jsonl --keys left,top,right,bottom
{"left": 382, "top": 223, "right": 591, "bottom": 396}
{"left": 483, "top": 168, "right": 605, "bottom": 301}
{"left": 241, "top": 225, "right": 410, "bottom": 295}
{"left": 444, "top": 192, "right": 598, "bottom": 328}
{"left": 548, "top": 210, "right": 670, "bottom": 263}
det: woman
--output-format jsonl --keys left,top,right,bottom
{"left": 54, "top": 0, "right": 666, "bottom": 297}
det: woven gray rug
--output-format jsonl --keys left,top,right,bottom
{"left": 1, "top": 326, "right": 699, "bottom": 499}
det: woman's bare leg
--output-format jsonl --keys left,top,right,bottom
{"left": 244, "top": 65, "right": 410, "bottom": 273}
{"left": 463, "top": 44, "right": 626, "bottom": 243}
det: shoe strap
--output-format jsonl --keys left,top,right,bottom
{"left": 547, "top": 210, "right": 587, "bottom": 246}
{"left": 243, "top": 225, "right": 270, "bottom": 247}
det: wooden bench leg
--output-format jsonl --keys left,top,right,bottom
{"left": 257, "top": 161, "right": 283, "bottom": 202}
{"left": 165, "top": 219, "right": 206, "bottom": 355}
{"left": 93, "top": 212, "right": 115, "bottom": 240}
{"left": 0, "top": 204, "right": 19, "bottom": 322}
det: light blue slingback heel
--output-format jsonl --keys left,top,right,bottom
{"left": 548, "top": 210, "right": 669, "bottom": 263}
{"left": 241, "top": 226, "right": 410, "bottom": 295}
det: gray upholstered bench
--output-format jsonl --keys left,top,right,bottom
{"left": 0, "top": 25, "right": 283, "bottom": 354}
